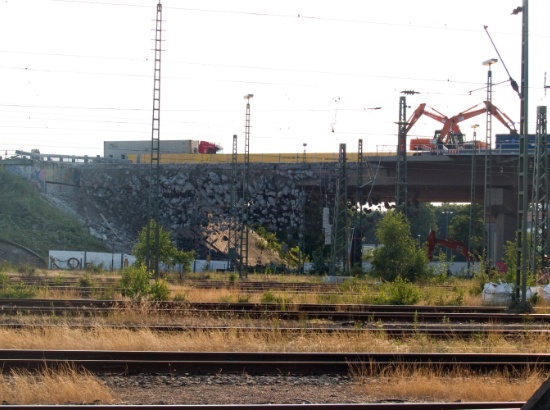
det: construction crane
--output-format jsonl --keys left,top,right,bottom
{"left": 407, "top": 101, "right": 517, "bottom": 152}
{"left": 437, "top": 101, "right": 517, "bottom": 146}
{"left": 427, "top": 230, "right": 472, "bottom": 262}
{"left": 405, "top": 103, "right": 455, "bottom": 136}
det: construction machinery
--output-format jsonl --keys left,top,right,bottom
{"left": 408, "top": 101, "right": 517, "bottom": 153}
{"left": 427, "top": 230, "right": 472, "bottom": 261}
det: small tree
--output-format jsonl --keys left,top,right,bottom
{"left": 120, "top": 264, "right": 150, "bottom": 301}
{"left": 371, "top": 211, "right": 429, "bottom": 282}
{"left": 119, "top": 265, "right": 171, "bottom": 301}
{"left": 173, "top": 249, "right": 195, "bottom": 279}
{"left": 132, "top": 220, "right": 194, "bottom": 271}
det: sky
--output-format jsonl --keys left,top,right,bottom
{"left": 1, "top": 0, "right": 549, "bottom": 158}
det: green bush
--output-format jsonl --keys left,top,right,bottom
{"left": 387, "top": 277, "right": 421, "bottom": 305}
{"left": 261, "top": 290, "right": 280, "bottom": 303}
{"left": 375, "top": 276, "right": 421, "bottom": 305}
{"left": 98, "top": 285, "right": 116, "bottom": 300}
{"left": 371, "top": 211, "right": 429, "bottom": 282}
{"left": 79, "top": 274, "right": 94, "bottom": 288}
{"left": 0, "top": 273, "right": 9, "bottom": 287}
{"left": 0, "top": 283, "right": 37, "bottom": 298}
{"left": 120, "top": 265, "right": 151, "bottom": 301}
{"left": 149, "top": 280, "right": 170, "bottom": 301}
{"left": 173, "top": 291, "right": 188, "bottom": 302}
{"left": 17, "top": 264, "right": 36, "bottom": 277}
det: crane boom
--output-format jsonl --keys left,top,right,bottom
{"left": 437, "top": 101, "right": 517, "bottom": 144}
{"left": 427, "top": 230, "right": 472, "bottom": 261}
{"left": 405, "top": 103, "right": 451, "bottom": 135}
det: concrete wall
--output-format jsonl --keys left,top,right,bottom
{"left": 10, "top": 162, "right": 325, "bottom": 257}
{"left": 49, "top": 250, "right": 136, "bottom": 270}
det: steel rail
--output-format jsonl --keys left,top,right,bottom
{"left": 0, "top": 401, "right": 525, "bottom": 409}
{"left": 0, "top": 298, "right": 548, "bottom": 323}
{"left": 0, "top": 322, "right": 548, "bottom": 339}
{"left": 9, "top": 277, "right": 467, "bottom": 293}
{"left": 0, "top": 298, "right": 512, "bottom": 313}
{"left": 1, "top": 305, "right": 549, "bottom": 324}
{"left": 2, "top": 350, "right": 550, "bottom": 374}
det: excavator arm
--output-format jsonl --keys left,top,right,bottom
{"left": 405, "top": 104, "right": 450, "bottom": 136}
{"left": 427, "top": 230, "right": 472, "bottom": 261}
{"left": 484, "top": 101, "right": 517, "bottom": 134}
{"left": 437, "top": 101, "right": 517, "bottom": 144}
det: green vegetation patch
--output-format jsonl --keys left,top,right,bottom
{"left": 0, "top": 168, "right": 109, "bottom": 258}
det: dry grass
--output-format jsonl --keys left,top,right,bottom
{"left": 5, "top": 270, "right": 550, "bottom": 404}
{"left": 0, "top": 325, "right": 550, "bottom": 354}
{"left": 350, "top": 364, "right": 545, "bottom": 402}
{"left": 0, "top": 366, "right": 114, "bottom": 405}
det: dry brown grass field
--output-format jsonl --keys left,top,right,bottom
{"left": 0, "top": 268, "right": 548, "bottom": 404}
{"left": 0, "top": 366, "right": 114, "bottom": 405}
{"left": 26, "top": 269, "right": 488, "bottom": 306}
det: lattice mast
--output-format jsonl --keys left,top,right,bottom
{"left": 239, "top": 94, "right": 253, "bottom": 279}
{"left": 145, "top": 1, "right": 163, "bottom": 277}
{"left": 227, "top": 134, "right": 240, "bottom": 271}
{"left": 395, "top": 96, "right": 407, "bottom": 215}
{"left": 482, "top": 59, "right": 495, "bottom": 269}
{"left": 350, "top": 139, "right": 364, "bottom": 268}
{"left": 515, "top": 0, "right": 530, "bottom": 310}
{"left": 298, "top": 143, "right": 307, "bottom": 273}
{"left": 329, "top": 143, "right": 349, "bottom": 276}
{"left": 530, "top": 106, "right": 548, "bottom": 273}
{"left": 468, "top": 124, "right": 479, "bottom": 275}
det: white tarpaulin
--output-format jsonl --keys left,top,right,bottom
{"left": 482, "top": 282, "right": 513, "bottom": 305}
{"left": 483, "top": 282, "right": 541, "bottom": 305}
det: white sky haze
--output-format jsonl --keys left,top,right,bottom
{"left": 1, "top": 0, "right": 549, "bottom": 157}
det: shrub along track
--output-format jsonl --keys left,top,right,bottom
{"left": 0, "top": 298, "right": 546, "bottom": 323}
{"left": 1, "top": 299, "right": 549, "bottom": 339}
{"left": 10, "top": 276, "right": 464, "bottom": 295}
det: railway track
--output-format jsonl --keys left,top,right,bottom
{"left": 0, "top": 298, "right": 548, "bottom": 324}
{"left": 0, "top": 322, "right": 548, "bottom": 339}
{"left": 3, "top": 350, "right": 550, "bottom": 375}
{"left": 10, "top": 276, "right": 464, "bottom": 294}
{"left": 0, "top": 402, "right": 526, "bottom": 409}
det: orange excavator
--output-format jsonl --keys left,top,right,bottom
{"left": 408, "top": 101, "right": 517, "bottom": 152}
{"left": 427, "top": 230, "right": 472, "bottom": 262}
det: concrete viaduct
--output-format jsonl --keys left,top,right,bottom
{"left": 4, "top": 153, "right": 523, "bottom": 261}
{"left": 347, "top": 153, "right": 521, "bottom": 260}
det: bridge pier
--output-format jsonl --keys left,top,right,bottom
{"left": 489, "top": 187, "right": 517, "bottom": 263}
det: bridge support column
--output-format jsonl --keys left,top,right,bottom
{"left": 490, "top": 187, "right": 517, "bottom": 262}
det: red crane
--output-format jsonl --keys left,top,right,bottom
{"left": 406, "top": 101, "right": 517, "bottom": 152}
{"left": 427, "top": 230, "right": 472, "bottom": 262}
{"left": 405, "top": 104, "right": 457, "bottom": 136}
{"left": 436, "top": 101, "right": 517, "bottom": 145}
